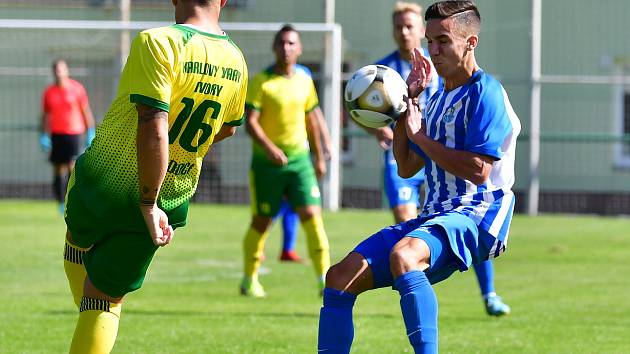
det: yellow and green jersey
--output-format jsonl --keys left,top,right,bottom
{"left": 246, "top": 66, "right": 318, "bottom": 159}
{"left": 71, "top": 24, "right": 247, "bottom": 227}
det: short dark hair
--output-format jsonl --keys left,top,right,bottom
{"left": 51, "top": 58, "right": 66, "bottom": 70}
{"left": 273, "top": 24, "right": 299, "bottom": 47}
{"left": 425, "top": 1, "right": 480, "bottom": 35}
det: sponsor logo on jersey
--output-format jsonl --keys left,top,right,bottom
{"left": 167, "top": 160, "right": 194, "bottom": 176}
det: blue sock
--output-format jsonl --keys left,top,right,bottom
{"left": 395, "top": 271, "right": 438, "bottom": 354}
{"left": 272, "top": 202, "right": 288, "bottom": 224}
{"left": 318, "top": 288, "right": 356, "bottom": 354}
{"left": 473, "top": 260, "right": 495, "bottom": 296}
{"left": 281, "top": 208, "right": 299, "bottom": 252}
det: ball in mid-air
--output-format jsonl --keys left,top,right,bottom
{"left": 344, "top": 64, "right": 408, "bottom": 128}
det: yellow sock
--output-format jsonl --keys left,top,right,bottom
{"left": 302, "top": 215, "right": 330, "bottom": 281}
{"left": 64, "top": 240, "right": 90, "bottom": 308}
{"left": 69, "top": 297, "right": 122, "bottom": 354}
{"left": 242, "top": 226, "right": 269, "bottom": 281}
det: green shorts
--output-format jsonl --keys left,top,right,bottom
{"left": 249, "top": 152, "right": 321, "bottom": 216}
{"left": 64, "top": 168, "right": 188, "bottom": 298}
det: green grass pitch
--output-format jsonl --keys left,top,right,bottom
{"left": 1, "top": 200, "right": 629, "bottom": 353}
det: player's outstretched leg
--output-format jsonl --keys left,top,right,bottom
{"left": 318, "top": 252, "right": 372, "bottom": 353}
{"left": 241, "top": 217, "right": 271, "bottom": 297}
{"left": 473, "top": 260, "right": 511, "bottom": 316}
{"left": 298, "top": 206, "right": 330, "bottom": 292}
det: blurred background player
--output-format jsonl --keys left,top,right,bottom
{"left": 241, "top": 24, "right": 330, "bottom": 297}
{"left": 371, "top": 1, "right": 509, "bottom": 316}
{"left": 318, "top": 2, "right": 520, "bottom": 352}
{"left": 62, "top": 0, "right": 247, "bottom": 352}
{"left": 40, "top": 58, "right": 95, "bottom": 213}
{"left": 271, "top": 65, "right": 332, "bottom": 263}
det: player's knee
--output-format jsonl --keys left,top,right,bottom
{"left": 251, "top": 215, "right": 272, "bottom": 232}
{"left": 390, "top": 247, "right": 426, "bottom": 277}
{"left": 324, "top": 263, "right": 346, "bottom": 290}
{"left": 298, "top": 205, "right": 320, "bottom": 220}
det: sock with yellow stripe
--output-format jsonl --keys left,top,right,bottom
{"left": 69, "top": 297, "right": 122, "bottom": 354}
{"left": 63, "top": 240, "right": 90, "bottom": 308}
{"left": 302, "top": 215, "right": 330, "bottom": 288}
{"left": 242, "top": 226, "right": 270, "bottom": 282}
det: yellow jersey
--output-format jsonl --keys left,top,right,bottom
{"left": 246, "top": 66, "right": 318, "bottom": 158}
{"left": 72, "top": 24, "right": 247, "bottom": 226}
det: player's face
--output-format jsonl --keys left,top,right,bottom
{"left": 273, "top": 31, "right": 302, "bottom": 66}
{"left": 425, "top": 18, "right": 469, "bottom": 79}
{"left": 53, "top": 61, "right": 69, "bottom": 81}
{"left": 393, "top": 12, "right": 424, "bottom": 53}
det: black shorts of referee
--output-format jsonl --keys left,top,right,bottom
{"left": 50, "top": 133, "right": 82, "bottom": 164}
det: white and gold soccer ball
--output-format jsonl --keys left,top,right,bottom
{"left": 344, "top": 64, "right": 408, "bottom": 129}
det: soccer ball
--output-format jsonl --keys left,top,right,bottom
{"left": 344, "top": 64, "right": 408, "bottom": 129}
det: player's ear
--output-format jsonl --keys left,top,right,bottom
{"left": 466, "top": 35, "right": 478, "bottom": 51}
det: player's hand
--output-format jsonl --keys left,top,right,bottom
{"left": 140, "top": 203, "right": 174, "bottom": 247}
{"left": 404, "top": 96, "right": 424, "bottom": 139}
{"left": 86, "top": 127, "right": 95, "bottom": 148}
{"left": 406, "top": 48, "right": 432, "bottom": 99}
{"left": 39, "top": 133, "right": 51, "bottom": 152}
{"left": 322, "top": 142, "right": 333, "bottom": 161}
{"left": 374, "top": 126, "right": 393, "bottom": 149}
{"left": 314, "top": 158, "right": 327, "bottom": 180}
{"left": 266, "top": 145, "right": 288, "bottom": 166}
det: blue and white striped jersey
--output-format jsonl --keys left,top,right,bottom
{"left": 375, "top": 48, "right": 440, "bottom": 111}
{"left": 410, "top": 69, "right": 521, "bottom": 245}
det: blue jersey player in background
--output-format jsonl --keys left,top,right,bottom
{"left": 318, "top": 1, "right": 521, "bottom": 353}
{"left": 372, "top": 1, "right": 509, "bottom": 317}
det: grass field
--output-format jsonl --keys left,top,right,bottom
{"left": 1, "top": 200, "right": 629, "bottom": 353}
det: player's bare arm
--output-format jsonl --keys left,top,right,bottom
{"left": 405, "top": 121, "right": 493, "bottom": 185}
{"left": 213, "top": 124, "right": 237, "bottom": 144}
{"left": 306, "top": 109, "right": 326, "bottom": 179}
{"left": 81, "top": 101, "right": 95, "bottom": 130}
{"left": 40, "top": 112, "right": 49, "bottom": 134}
{"left": 393, "top": 109, "right": 424, "bottom": 178}
{"left": 136, "top": 103, "right": 173, "bottom": 246}
{"left": 362, "top": 125, "right": 394, "bottom": 150}
{"left": 245, "top": 107, "right": 287, "bottom": 165}
{"left": 313, "top": 107, "right": 333, "bottom": 160}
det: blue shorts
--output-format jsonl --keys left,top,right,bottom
{"left": 383, "top": 149, "right": 425, "bottom": 208}
{"left": 353, "top": 211, "right": 497, "bottom": 289}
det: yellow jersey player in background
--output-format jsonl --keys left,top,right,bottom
{"left": 62, "top": 0, "right": 247, "bottom": 353}
{"left": 240, "top": 24, "right": 330, "bottom": 297}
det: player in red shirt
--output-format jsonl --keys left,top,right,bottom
{"left": 40, "top": 59, "right": 95, "bottom": 212}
